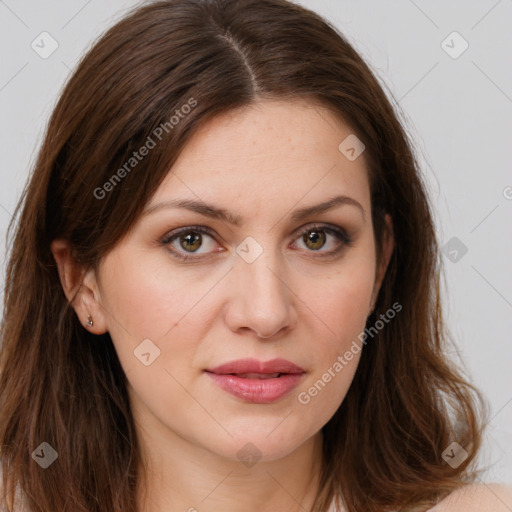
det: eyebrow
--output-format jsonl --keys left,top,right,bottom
{"left": 142, "top": 194, "right": 365, "bottom": 225}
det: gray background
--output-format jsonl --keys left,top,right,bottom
{"left": 1, "top": 0, "right": 511, "bottom": 485}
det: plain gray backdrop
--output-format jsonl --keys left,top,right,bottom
{"left": 1, "top": 0, "right": 511, "bottom": 485}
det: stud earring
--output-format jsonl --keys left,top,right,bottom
{"left": 86, "top": 314, "right": 94, "bottom": 327}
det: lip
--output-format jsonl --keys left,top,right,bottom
{"left": 204, "top": 358, "right": 305, "bottom": 404}
{"left": 206, "top": 358, "right": 305, "bottom": 375}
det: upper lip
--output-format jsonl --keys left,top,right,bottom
{"left": 205, "top": 358, "right": 305, "bottom": 375}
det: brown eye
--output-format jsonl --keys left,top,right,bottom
{"left": 292, "top": 224, "right": 353, "bottom": 257}
{"left": 162, "top": 226, "right": 220, "bottom": 260}
{"left": 303, "top": 229, "right": 327, "bottom": 251}
{"left": 179, "top": 232, "right": 203, "bottom": 252}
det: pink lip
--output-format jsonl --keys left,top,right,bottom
{"left": 205, "top": 358, "right": 305, "bottom": 404}
{"left": 206, "top": 358, "right": 305, "bottom": 375}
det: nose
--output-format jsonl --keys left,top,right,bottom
{"left": 223, "top": 248, "right": 297, "bottom": 339}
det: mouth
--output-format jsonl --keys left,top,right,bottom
{"left": 204, "top": 358, "right": 305, "bottom": 403}
{"left": 205, "top": 357, "right": 305, "bottom": 376}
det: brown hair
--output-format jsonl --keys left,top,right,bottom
{"left": 0, "top": 1, "right": 485, "bottom": 511}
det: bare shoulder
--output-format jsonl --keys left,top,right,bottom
{"left": 429, "top": 483, "right": 512, "bottom": 511}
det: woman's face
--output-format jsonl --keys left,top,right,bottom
{"left": 88, "top": 98, "right": 392, "bottom": 463}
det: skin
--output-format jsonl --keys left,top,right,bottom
{"left": 52, "top": 98, "right": 395, "bottom": 512}
{"left": 432, "top": 484, "right": 512, "bottom": 512}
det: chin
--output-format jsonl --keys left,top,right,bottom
{"left": 202, "top": 421, "right": 316, "bottom": 465}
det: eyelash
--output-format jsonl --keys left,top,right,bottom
{"left": 160, "top": 224, "right": 354, "bottom": 262}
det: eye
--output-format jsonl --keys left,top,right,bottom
{"left": 161, "top": 226, "right": 221, "bottom": 261}
{"left": 291, "top": 224, "right": 353, "bottom": 257}
{"left": 161, "top": 223, "right": 353, "bottom": 261}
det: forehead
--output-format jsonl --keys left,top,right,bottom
{"left": 150, "top": 98, "right": 370, "bottom": 220}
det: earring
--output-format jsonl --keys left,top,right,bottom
{"left": 86, "top": 314, "right": 94, "bottom": 327}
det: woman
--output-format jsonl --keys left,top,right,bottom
{"left": 0, "top": 0, "right": 510, "bottom": 511}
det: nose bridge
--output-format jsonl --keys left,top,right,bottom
{"left": 247, "top": 247, "right": 284, "bottom": 297}
{"left": 228, "top": 235, "right": 295, "bottom": 338}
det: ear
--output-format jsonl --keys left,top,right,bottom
{"left": 50, "top": 239, "right": 108, "bottom": 335}
{"left": 369, "top": 213, "right": 394, "bottom": 312}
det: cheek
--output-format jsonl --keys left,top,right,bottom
{"left": 294, "top": 246, "right": 375, "bottom": 410}
{"left": 97, "top": 249, "right": 218, "bottom": 378}
{"left": 302, "top": 244, "right": 376, "bottom": 341}
{"left": 97, "top": 254, "right": 215, "bottom": 434}
{"left": 102, "top": 245, "right": 221, "bottom": 328}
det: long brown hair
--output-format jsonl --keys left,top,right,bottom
{"left": 0, "top": 1, "right": 485, "bottom": 511}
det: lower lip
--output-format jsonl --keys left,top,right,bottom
{"left": 205, "top": 372, "right": 304, "bottom": 403}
